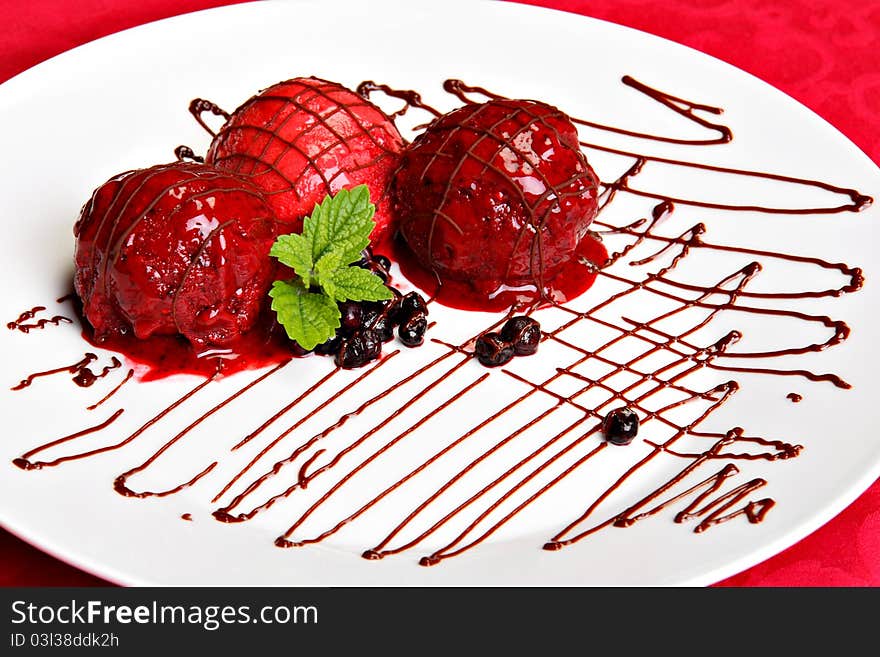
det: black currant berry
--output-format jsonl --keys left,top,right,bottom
{"left": 474, "top": 333, "right": 514, "bottom": 367}
{"left": 339, "top": 301, "right": 363, "bottom": 330}
{"left": 398, "top": 312, "right": 428, "bottom": 347}
{"left": 602, "top": 407, "right": 639, "bottom": 446}
{"left": 289, "top": 341, "right": 312, "bottom": 357}
{"left": 370, "top": 314, "right": 394, "bottom": 342}
{"left": 335, "top": 329, "right": 382, "bottom": 369}
{"left": 500, "top": 316, "right": 541, "bottom": 356}
{"left": 368, "top": 263, "right": 389, "bottom": 283}
{"left": 315, "top": 333, "right": 343, "bottom": 355}
{"left": 374, "top": 254, "right": 392, "bottom": 272}
{"left": 398, "top": 291, "right": 428, "bottom": 319}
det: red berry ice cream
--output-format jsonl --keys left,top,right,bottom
{"left": 206, "top": 77, "right": 404, "bottom": 245}
{"left": 392, "top": 98, "right": 601, "bottom": 308}
{"left": 74, "top": 162, "right": 284, "bottom": 348}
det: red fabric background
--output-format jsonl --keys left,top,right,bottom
{"left": 1, "top": 0, "right": 878, "bottom": 587}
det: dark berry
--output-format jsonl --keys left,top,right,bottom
{"left": 370, "top": 314, "right": 395, "bottom": 342}
{"left": 602, "top": 407, "right": 639, "bottom": 446}
{"left": 374, "top": 254, "right": 392, "bottom": 272}
{"left": 289, "top": 341, "right": 312, "bottom": 357}
{"left": 474, "top": 332, "right": 514, "bottom": 367}
{"left": 339, "top": 301, "right": 363, "bottom": 330}
{"left": 500, "top": 316, "right": 541, "bottom": 356}
{"left": 361, "top": 299, "right": 397, "bottom": 342}
{"left": 368, "top": 263, "right": 389, "bottom": 283}
{"left": 398, "top": 312, "right": 428, "bottom": 347}
{"left": 315, "top": 333, "right": 343, "bottom": 355}
{"left": 361, "top": 302, "right": 381, "bottom": 327}
{"left": 335, "top": 329, "right": 382, "bottom": 369}
{"left": 353, "top": 247, "right": 373, "bottom": 269}
{"left": 398, "top": 292, "right": 429, "bottom": 319}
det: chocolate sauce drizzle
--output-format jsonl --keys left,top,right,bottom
{"left": 7, "top": 305, "right": 72, "bottom": 333}
{"left": 188, "top": 98, "right": 231, "bottom": 137}
{"left": 9, "top": 75, "right": 874, "bottom": 571}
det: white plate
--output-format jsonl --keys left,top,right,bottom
{"left": 1, "top": 0, "right": 878, "bottom": 586}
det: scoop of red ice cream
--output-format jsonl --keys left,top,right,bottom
{"left": 206, "top": 77, "right": 404, "bottom": 245}
{"left": 74, "top": 162, "right": 283, "bottom": 347}
{"left": 392, "top": 98, "right": 600, "bottom": 300}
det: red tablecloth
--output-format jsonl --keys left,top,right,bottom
{"left": 1, "top": 0, "right": 878, "bottom": 587}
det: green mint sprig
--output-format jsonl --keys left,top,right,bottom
{"left": 269, "top": 185, "right": 392, "bottom": 350}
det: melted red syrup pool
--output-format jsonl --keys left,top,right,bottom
{"left": 386, "top": 233, "right": 609, "bottom": 312}
{"left": 79, "top": 307, "right": 295, "bottom": 381}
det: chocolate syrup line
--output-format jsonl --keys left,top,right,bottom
{"left": 364, "top": 357, "right": 591, "bottom": 557}
{"left": 357, "top": 80, "right": 442, "bottom": 120}
{"left": 647, "top": 441, "right": 799, "bottom": 461}
{"left": 627, "top": 462, "right": 773, "bottom": 533}
{"left": 231, "top": 367, "right": 340, "bottom": 451}
{"left": 619, "top": 462, "right": 738, "bottom": 527}
{"left": 591, "top": 216, "right": 863, "bottom": 300}
{"left": 87, "top": 369, "right": 134, "bottom": 411}
{"left": 297, "top": 449, "right": 325, "bottom": 489}
{"left": 392, "top": 229, "right": 788, "bottom": 559}
{"left": 377, "top": 77, "right": 870, "bottom": 216}
{"left": 616, "top": 318, "right": 850, "bottom": 389}
{"left": 11, "top": 353, "right": 97, "bottom": 390}
{"left": 413, "top": 346, "right": 763, "bottom": 564}
{"left": 442, "top": 76, "right": 732, "bottom": 145}
{"left": 212, "top": 352, "right": 398, "bottom": 504}
{"left": 212, "top": 312, "right": 514, "bottom": 522}
{"left": 113, "top": 361, "right": 289, "bottom": 499}
{"left": 548, "top": 426, "right": 754, "bottom": 547}
{"left": 276, "top": 373, "right": 491, "bottom": 547}
{"left": 369, "top": 348, "right": 743, "bottom": 559}
{"left": 591, "top": 264, "right": 851, "bottom": 372}
{"left": 12, "top": 409, "right": 125, "bottom": 470}
{"left": 13, "top": 376, "right": 214, "bottom": 471}
{"left": 174, "top": 145, "right": 204, "bottom": 163}
{"left": 584, "top": 139, "right": 870, "bottom": 214}
{"left": 188, "top": 98, "right": 230, "bottom": 137}
{"left": 693, "top": 493, "right": 775, "bottom": 532}
{"left": 364, "top": 233, "right": 801, "bottom": 559}
{"left": 214, "top": 354, "right": 473, "bottom": 524}
{"left": 7, "top": 306, "right": 72, "bottom": 333}
{"left": 72, "top": 356, "right": 122, "bottom": 388}
{"left": 411, "top": 377, "right": 728, "bottom": 564}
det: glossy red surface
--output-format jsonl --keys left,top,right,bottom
{"left": 394, "top": 99, "right": 599, "bottom": 306}
{"left": 207, "top": 76, "right": 404, "bottom": 244}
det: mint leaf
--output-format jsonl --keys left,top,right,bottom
{"left": 327, "top": 267, "right": 394, "bottom": 302}
{"left": 305, "top": 184, "right": 375, "bottom": 265}
{"left": 314, "top": 251, "right": 344, "bottom": 300}
{"left": 270, "top": 233, "right": 314, "bottom": 287}
{"left": 267, "top": 186, "right": 394, "bottom": 350}
{"left": 268, "top": 279, "right": 340, "bottom": 350}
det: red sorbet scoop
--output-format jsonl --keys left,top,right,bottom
{"left": 206, "top": 77, "right": 404, "bottom": 244}
{"left": 392, "top": 99, "right": 600, "bottom": 305}
{"left": 74, "top": 162, "right": 283, "bottom": 348}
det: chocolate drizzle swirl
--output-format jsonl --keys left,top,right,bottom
{"left": 7, "top": 305, "right": 72, "bottom": 333}
{"left": 8, "top": 74, "right": 874, "bottom": 571}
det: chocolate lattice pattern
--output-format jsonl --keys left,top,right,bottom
{"left": 9, "top": 75, "right": 871, "bottom": 571}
